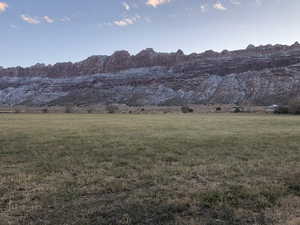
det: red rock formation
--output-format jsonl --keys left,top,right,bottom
{"left": 1, "top": 42, "right": 300, "bottom": 78}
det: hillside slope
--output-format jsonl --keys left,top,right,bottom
{"left": 1, "top": 43, "right": 300, "bottom": 106}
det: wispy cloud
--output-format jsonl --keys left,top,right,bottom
{"left": 21, "top": 15, "right": 41, "bottom": 24}
{"left": 123, "top": 2, "right": 130, "bottom": 11}
{"left": 114, "top": 15, "right": 141, "bottom": 27}
{"left": 21, "top": 14, "right": 71, "bottom": 24}
{"left": 0, "top": 2, "right": 8, "bottom": 13}
{"left": 146, "top": 0, "right": 171, "bottom": 8}
{"left": 98, "top": 22, "right": 113, "bottom": 28}
{"left": 43, "top": 16, "right": 54, "bottom": 23}
{"left": 200, "top": 4, "right": 207, "bottom": 13}
{"left": 213, "top": 2, "right": 227, "bottom": 10}
{"left": 60, "top": 16, "right": 71, "bottom": 22}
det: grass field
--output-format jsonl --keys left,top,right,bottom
{"left": 0, "top": 114, "right": 299, "bottom": 225}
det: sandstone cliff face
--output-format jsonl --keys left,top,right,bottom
{"left": 0, "top": 48, "right": 189, "bottom": 77}
{"left": 1, "top": 43, "right": 300, "bottom": 106}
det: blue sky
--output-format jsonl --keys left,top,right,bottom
{"left": 0, "top": 0, "right": 299, "bottom": 67}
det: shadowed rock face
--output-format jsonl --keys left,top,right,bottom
{"left": 1, "top": 43, "right": 300, "bottom": 106}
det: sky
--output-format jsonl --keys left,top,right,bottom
{"left": 0, "top": 0, "right": 300, "bottom": 67}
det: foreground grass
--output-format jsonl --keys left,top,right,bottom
{"left": 0, "top": 114, "right": 299, "bottom": 225}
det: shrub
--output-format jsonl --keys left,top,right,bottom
{"left": 106, "top": 104, "right": 119, "bottom": 114}
{"left": 288, "top": 98, "right": 300, "bottom": 114}
{"left": 41, "top": 108, "right": 49, "bottom": 113}
{"left": 232, "top": 106, "right": 243, "bottom": 113}
{"left": 87, "top": 108, "right": 93, "bottom": 114}
{"left": 216, "top": 107, "right": 222, "bottom": 112}
{"left": 14, "top": 108, "right": 21, "bottom": 113}
{"left": 181, "top": 106, "right": 194, "bottom": 113}
{"left": 273, "top": 105, "right": 289, "bottom": 114}
{"left": 64, "top": 105, "right": 73, "bottom": 113}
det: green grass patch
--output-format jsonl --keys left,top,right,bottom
{"left": 0, "top": 114, "right": 299, "bottom": 225}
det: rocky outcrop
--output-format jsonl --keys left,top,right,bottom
{"left": 1, "top": 43, "right": 300, "bottom": 106}
{"left": 1, "top": 43, "right": 300, "bottom": 78}
{"left": 0, "top": 48, "right": 190, "bottom": 77}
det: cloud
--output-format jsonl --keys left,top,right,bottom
{"left": 0, "top": 2, "right": 8, "bottom": 13}
{"left": 60, "top": 16, "right": 71, "bottom": 22}
{"left": 43, "top": 16, "right": 54, "bottom": 23}
{"left": 21, "top": 15, "right": 41, "bottom": 24}
{"left": 99, "top": 22, "right": 113, "bottom": 28}
{"left": 21, "top": 15, "right": 69, "bottom": 24}
{"left": 114, "top": 15, "right": 141, "bottom": 27}
{"left": 146, "top": 0, "right": 171, "bottom": 8}
{"left": 213, "top": 2, "right": 227, "bottom": 10}
{"left": 200, "top": 4, "right": 207, "bottom": 12}
{"left": 123, "top": 2, "right": 130, "bottom": 10}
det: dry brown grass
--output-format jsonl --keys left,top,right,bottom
{"left": 287, "top": 218, "right": 300, "bottom": 225}
{"left": 0, "top": 113, "right": 299, "bottom": 225}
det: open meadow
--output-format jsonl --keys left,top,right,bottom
{"left": 0, "top": 113, "right": 299, "bottom": 225}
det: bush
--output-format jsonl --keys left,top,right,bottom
{"left": 288, "top": 98, "right": 300, "bottom": 114}
{"left": 273, "top": 105, "right": 289, "bottom": 114}
{"left": 181, "top": 106, "right": 194, "bottom": 113}
{"left": 232, "top": 106, "right": 243, "bottom": 113}
{"left": 216, "top": 107, "right": 222, "bottom": 112}
{"left": 41, "top": 108, "right": 49, "bottom": 113}
{"left": 106, "top": 104, "right": 119, "bottom": 114}
{"left": 87, "top": 108, "right": 93, "bottom": 114}
{"left": 64, "top": 105, "right": 73, "bottom": 113}
{"left": 14, "top": 108, "right": 21, "bottom": 113}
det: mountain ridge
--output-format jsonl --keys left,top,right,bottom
{"left": 1, "top": 42, "right": 300, "bottom": 106}
{"left": 1, "top": 42, "right": 300, "bottom": 77}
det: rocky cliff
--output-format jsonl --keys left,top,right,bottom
{"left": 1, "top": 43, "right": 300, "bottom": 106}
